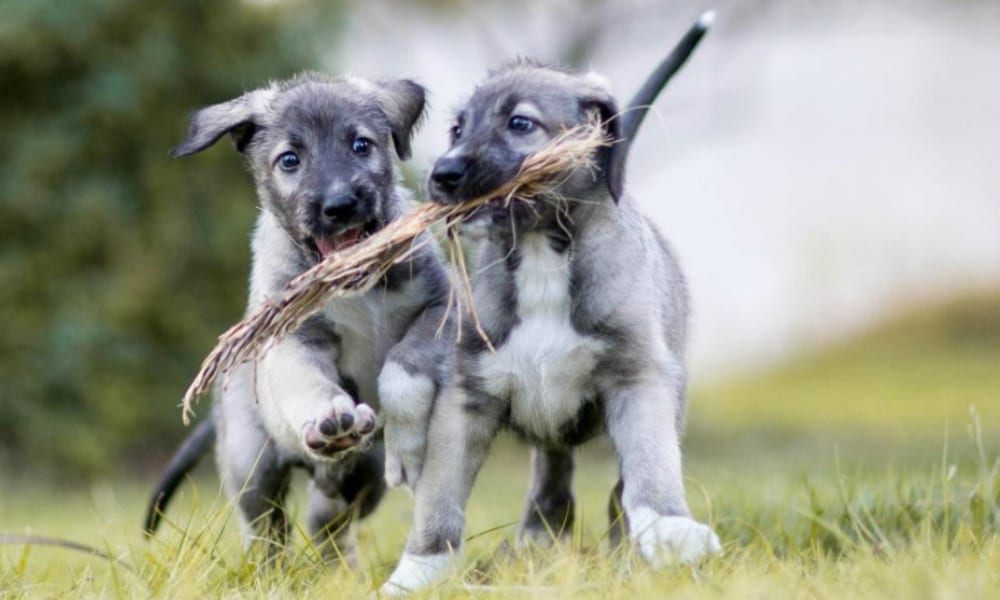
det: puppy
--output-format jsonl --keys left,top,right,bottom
{"left": 145, "top": 73, "right": 451, "bottom": 562}
{"left": 385, "top": 17, "right": 720, "bottom": 593}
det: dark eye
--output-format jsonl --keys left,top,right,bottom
{"left": 352, "top": 137, "right": 372, "bottom": 155}
{"left": 278, "top": 151, "right": 300, "bottom": 171}
{"left": 450, "top": 124, "right": 462, "bottom": 140}
{"left": 508, "top": 116, "right": 535, "bottom": 132}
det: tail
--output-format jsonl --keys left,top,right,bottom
{"left": 143, "top": 417, "right": 216, "bottom": 537}
{"left": 618, "top": 10, "right": 714, "bottom": 154}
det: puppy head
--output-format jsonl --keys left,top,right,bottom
{"left": 172, "top": 73, "right": 426, "bottom": 260}
{"left": 428, "top": 61, "right": 623, "bottom": 229}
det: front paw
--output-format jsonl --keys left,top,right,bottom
{"left": 301, "top": 400, "right": 377, "bottom": 460}
{"left": 382, "top": 552, "right": 456, "bottom": 595}
{"left": 383, "top": 418, "right": 427, "bottom": 489}
{"left": 631, "top": 513, "right": 721, "bottom": 568}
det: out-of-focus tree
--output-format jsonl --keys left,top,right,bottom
{"left": 0, "top": 0, "right": 343, "bottom": 478}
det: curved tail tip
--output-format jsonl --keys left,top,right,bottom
{"left": 698, "top": 10, "right": 717, "bottom": 29}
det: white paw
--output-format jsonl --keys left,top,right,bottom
{"left": 377, "top": 361, "right": 435, "bottom": 489}
{"left": 383, "top": 418, "right": 427, "bottom": 489}
{"left": 630, "top": 512, "right": 721, "bottom": 568}
{"left": 301, "top": 396, "right": 377, "bottom": 460}
{"left": 381, "top": 552, "right": 456, "bottom": 595}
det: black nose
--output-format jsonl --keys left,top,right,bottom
{"left": 322, "top": 194, "right": 357, "bottom": 223}
{"left": 431, "top": 156, "right": 470, "bottom": 193}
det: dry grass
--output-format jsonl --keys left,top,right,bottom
{"left": 180, "top": 120, "right": 610, "bottom": 423}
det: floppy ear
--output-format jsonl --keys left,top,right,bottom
{"left": 579, "top": 85, "right": 625, "bottom": 203}
{"left": 170, "top": 89, "right": 274, "bottom": 157}
{"left": 376, "top": 79, "right": 427, "bottom": 160}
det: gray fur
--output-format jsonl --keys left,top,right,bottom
{"left": 386, "top": 52, "right": 719, "bottom": 593}
{"left": 150, "top": 73, "right": 452, "bottom": 562}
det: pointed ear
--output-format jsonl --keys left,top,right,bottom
{"left": 579, "top": 79, "right": 625, "bottom": 203}
{"left": 580, "top": 94, "right": 625, "bottom": 203}
{"left": 376, "top": 79, "right": 427, "bottom": 160}
{"left": 170, "top": 89, "right": 275, "bottom": 157}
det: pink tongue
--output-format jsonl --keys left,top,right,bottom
{"left": 316, "top": 228, "right": 362, "bottom": 258}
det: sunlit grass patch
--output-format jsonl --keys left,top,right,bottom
{"left": 3, "top": 292, "right": 999, "bottom": 597}
{"left": 2, "top": 419, "right": 998, "bottom": 598}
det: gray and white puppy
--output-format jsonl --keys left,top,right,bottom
{"left": 146, "top": 73, "right": 451, "bottom": 561}
{"left": 385, "top": 15, "right": 720, "bottom": 593}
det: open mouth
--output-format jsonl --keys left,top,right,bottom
{"left": 307, "top": 220, "right": 380, "bottom": 260}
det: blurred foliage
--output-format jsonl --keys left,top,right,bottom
{"left": 0, "top": 0, "right": 343, "bottom": 478}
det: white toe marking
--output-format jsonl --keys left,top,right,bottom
{"left": 384, "top": 453, "right": 405, "bottom": 489}
{"left": 382, "top": 551, "right": 456, "bottom": 595}
{"left": 629, "top": 508, "right": 721, "bottom": 568}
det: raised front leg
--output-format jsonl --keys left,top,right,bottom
{"left": 378, "top": 301, "right": 452, "bottom": 489}
{"left": 604, "top": 371, "right": 720, "bottom": 567}
{"left": 517, "top": 447, "right": 575, "bottom": 546}
{"left": 255, "top": 333, "right": 376, "bottom": 461}
{"left": 382, "top": 384, "right": 502, "bottom": 595}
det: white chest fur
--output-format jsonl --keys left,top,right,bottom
{"left": 478, "top": 234, "right": 605, "bottom": 440}
{"left": 321, "top": 296, "right": 380, "bottom": 405}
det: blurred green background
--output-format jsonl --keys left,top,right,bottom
{"left": 0, "top": 0, "right": 347, "bottom": 477}
{"left": 1, "top": 0, "right": 998, "bottom": 484}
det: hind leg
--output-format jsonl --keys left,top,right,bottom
{"left": 308, "top": 443, "right": 387, "bottom": 565}
{"left": 216, "top": 372, "right": 292, "bottom": 556}
{"left": 306, "top": 483, "right": 354, "bottom": 565}
{"left": 518, "top": 447, "right": 575, "bottom": 546}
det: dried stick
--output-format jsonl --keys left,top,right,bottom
{"left": 180, "top": 120, "right": 609, "bottom": 424}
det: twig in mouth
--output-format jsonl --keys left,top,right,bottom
{"left": 179, "top": 119, "right": 610, "bottom": 424}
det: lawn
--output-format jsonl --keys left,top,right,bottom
{"left": 2, "top": 294, "right": 999, "bottom": 598}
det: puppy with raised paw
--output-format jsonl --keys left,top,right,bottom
{"left": 145, "top": 73, "right": 452, "bottom": 563}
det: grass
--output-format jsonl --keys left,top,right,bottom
{"left": 2, "top": 293, "right": 999, "bottom": 598}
